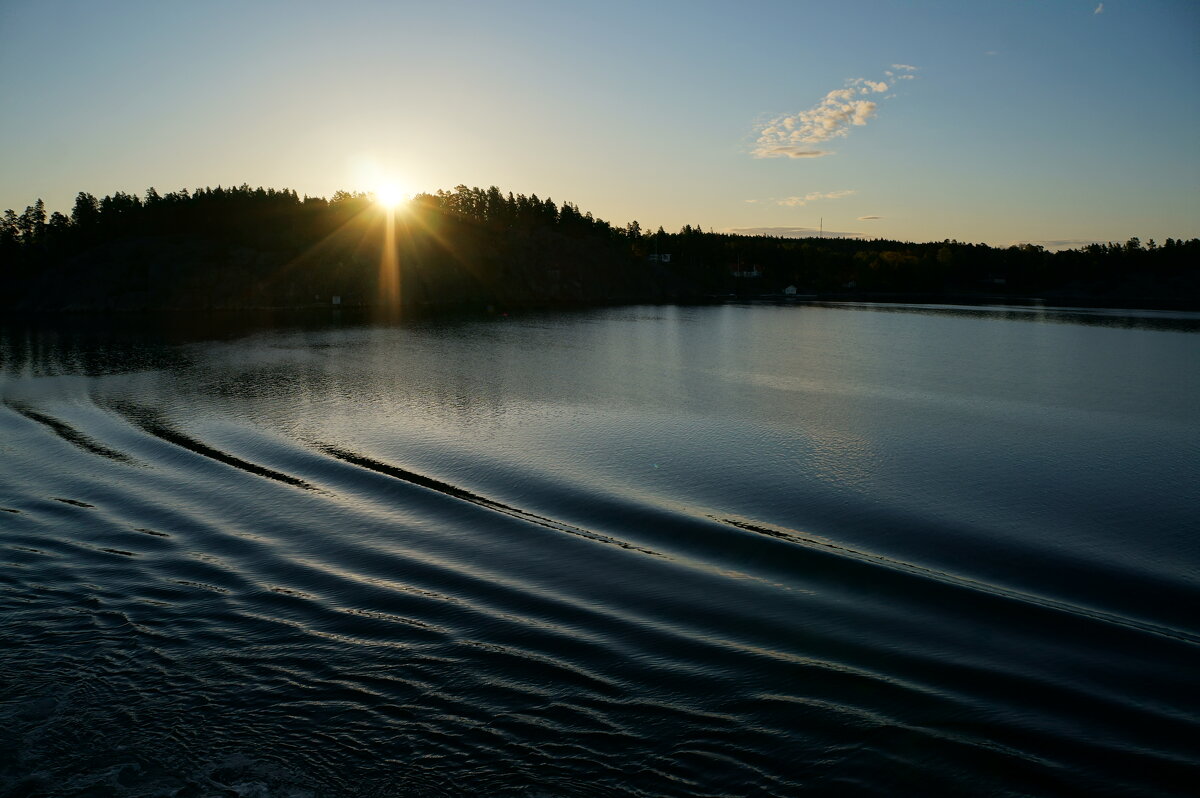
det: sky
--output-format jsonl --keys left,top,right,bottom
{"left": 1, "top": 0, "right": 1197, "bottom": 248}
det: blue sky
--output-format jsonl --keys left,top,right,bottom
{"left": 2, "top": 0, "right": 1196, "bottom": 247}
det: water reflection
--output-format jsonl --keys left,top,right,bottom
{"left": 5, "top": 301, "right": 1197, "bottom": 383}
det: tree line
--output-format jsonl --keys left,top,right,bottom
{"left": 3, "top": 183, "right": 1197, "bottom": 312}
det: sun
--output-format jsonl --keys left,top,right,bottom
{"left": 374, "top": 181, "right": 409, "bottom": 209}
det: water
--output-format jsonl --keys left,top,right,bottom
{"left": 2, "top": 303, "right": 1198, "bottom": 797}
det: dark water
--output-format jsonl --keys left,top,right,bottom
{"left": 2, "top": 303, "right": 1198, "bottom": 797}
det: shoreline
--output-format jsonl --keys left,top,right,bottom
{"left": 4, "top": 292, "right": 1200, "bottom": 324}
{"left": 709, "top": 291, "right": 1200, "bottom": 313}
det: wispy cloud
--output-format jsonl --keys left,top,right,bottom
{"left": 728, "top": 226, "right": 868, "bottom": 239}
{"left": 775, "top": 190, "right": 855, "bottom": 207}
{"left": 884, "top": 65, "right": 918, "bottom": 80}
{"left": 753, "top": 69, "right": 915, "bottom": 159}
{"left": 858, "top": 215, "right": 882, "bottom": 220}
{"left": 1013, "top": 238, "right": 1103, "bottom": 251}
{"left": 1094, "top": 3, "right": 1104, "bottom": 13}
{"left": 857, "top": 79, "right": 889, "bottom": 93}
{"left": 759, "top": 147, "right": 834, "bottom": 159}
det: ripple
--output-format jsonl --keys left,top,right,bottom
{"left": 316, "top": 442, "right": 663, "bottom": 556}
{"left": 6, "top": 401, "right": 141, "bottom": 465}
{"left": 2, "top": 308, "right": 1198, "bottom": 796}
{"left": 113, "top": 402, "right": 319, "bottom": 491}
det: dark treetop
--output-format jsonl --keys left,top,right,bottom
{"left": 3, "top": 185, "right": 1197, "bottom": 313}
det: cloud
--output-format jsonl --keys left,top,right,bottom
{"left": 754, "top": 146, "right": 834, "bottom": 159}
{"left": 852, "top": 78, "right": 889, "bottom": 94}
{"left": 775, "top": 190, "right": 855, "bottom": 207}
{"left": 753, "top": 68, "right": 915, "bottom": 159}
{"left": 891, "top": 64, "right": 918, "bottom": 71}
{"left": 754, "top": 90, "right": 878, "bottom": 154}
{"left": 858, "top": 215, "right": 882, "bottom": 220}
{"left": 1094, "top": 3, "right": 1103, "bottom": 13}
{"left": 728, "top": 226, "right": 868, "bottom": 239}
{"left": 1013, "top": 238, "right": 1103, "bottom": 251}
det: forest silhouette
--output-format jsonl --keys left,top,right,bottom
{"left": 3, "top": 184, "right": 1197, "bottom": 313}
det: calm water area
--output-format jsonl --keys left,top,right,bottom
{"left": 2, "top": 302, "right": 1198, "bottom": 797}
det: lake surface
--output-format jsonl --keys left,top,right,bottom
{"left": 2, "top": 302, "right": 1198, "bottom": 797}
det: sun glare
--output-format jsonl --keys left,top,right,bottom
{"left": 375, "top": 182, "right": 408, "bottom": 209}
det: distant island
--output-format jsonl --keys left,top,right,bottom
{"left": 3, "top": 184, "right": 1198, "bottom": 313}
